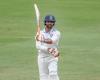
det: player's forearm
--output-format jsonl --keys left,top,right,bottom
{"left": 36, "top": 38, "right": 53, "bottom": 44}
{"left": 35, "top": 35, "right": 52, "bottom": 44}
{"left": 35, "top": 34, "right": 59, "bottom": 44}
{"left": 43, "top": 39, "right": 53, "bottom": 44}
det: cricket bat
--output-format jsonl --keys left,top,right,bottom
{"left": 34, "top": 3, "right": 40, "bottom": 35}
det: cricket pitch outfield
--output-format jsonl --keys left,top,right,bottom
{"left": 0, "top": 0, "right": 100, "bottom": 80}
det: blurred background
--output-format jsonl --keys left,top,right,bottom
{"left": 0, "top": 0, "right": 100, "bottom": 80}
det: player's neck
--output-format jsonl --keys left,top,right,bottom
{"left": 45, "top": 27, "right": 52, "bottom": 33}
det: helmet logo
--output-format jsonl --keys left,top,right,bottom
{"left": 50, "top": 16, "right": 53, "bottom": 20}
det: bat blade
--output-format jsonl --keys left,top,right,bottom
{"left": 34, "top": 3, "right": 40, "bottom": 35}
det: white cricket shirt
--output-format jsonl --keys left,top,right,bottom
{"left": 36, "top": 27, "right": 61, "bottom": 57}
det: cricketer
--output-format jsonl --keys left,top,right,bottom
{"left": 35, "top": 15, "right": 61, "bottom": 80}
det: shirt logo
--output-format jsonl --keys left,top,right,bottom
{"left": 50, "top": 33, "right": 53, "bottom": 37}
{"left": 50, "top": 16, "right": 53, "bottom": 20}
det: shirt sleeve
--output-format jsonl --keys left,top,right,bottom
{"left": 36, "top": 41, "right": 48, "bottom": 52}
{"left": 51, "top": 31, "right": 61, "bottom": 44}
{"left": 35, "top": 30, "right": 48, "bottom": 52}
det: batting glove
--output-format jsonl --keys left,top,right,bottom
{"left": 35, "top": 33, "right": 44, "bottom": 42}
{"left": 48, "top": 48, "right": 59, "bottom": 57}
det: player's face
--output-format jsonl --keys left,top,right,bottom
{"left": 45, "top": 21, "right": 54, "bottom": 29}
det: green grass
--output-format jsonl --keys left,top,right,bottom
{"left": 0, "top": 0, "right": 100, "bottom": 80}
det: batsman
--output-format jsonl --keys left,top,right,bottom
{"left": 35, "top": 15, "right": 60, "bottom": 80}
{"left": 35, "top": 15, "right": 61, "bottom": 80}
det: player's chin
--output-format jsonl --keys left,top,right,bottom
{"left": 46, "top": 25, "right": 53, "bottom": 28}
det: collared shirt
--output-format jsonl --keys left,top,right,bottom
{"left": 36, "top": 27, "right": 61, "bottom": 57}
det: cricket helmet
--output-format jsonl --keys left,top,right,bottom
{"left": 44, "top": 15, "right": 56, "bottom": 25}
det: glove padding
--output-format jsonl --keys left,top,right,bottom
{"left": 35, "top": 33, "right": 44, "bottom": 42}
{"left": 48, "top": 48, "right": 59, "bottom": 57}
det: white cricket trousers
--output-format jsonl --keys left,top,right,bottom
{"left": 38, "top": 55, "right": 59, "bottom": 80}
